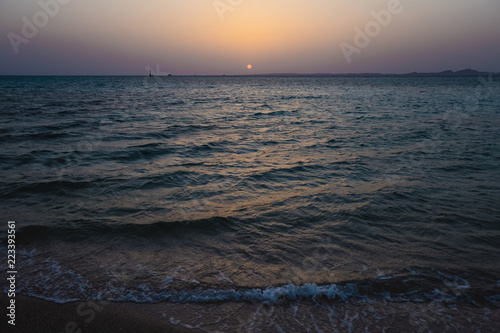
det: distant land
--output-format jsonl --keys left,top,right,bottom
{"left": 244, "top": 69, "right": 499, "bottom": 78}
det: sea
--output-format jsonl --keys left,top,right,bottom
{"left": 1, "top": 75, "right": 499, "bottom": 332}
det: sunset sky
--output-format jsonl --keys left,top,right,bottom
{"left": 1, "top": 0, "right": 499, "bottom": 75}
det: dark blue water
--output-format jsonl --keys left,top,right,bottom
{"left": 1, "top": 76, "right": 500, "bottom": 328}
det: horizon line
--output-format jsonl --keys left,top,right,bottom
{"left": 1, "top": 69, "right": 499, "bottom": 77}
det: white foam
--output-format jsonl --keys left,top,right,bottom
{"left": 154, "top": 283, "right": 358, "bottom": 304}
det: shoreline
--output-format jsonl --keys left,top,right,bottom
{"left": 1, "top": 295, "right": 202, "bottom": 333}
{"left": 2, "top": 295, "right": 499, "bottom": 332}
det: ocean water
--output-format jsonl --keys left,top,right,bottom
{"left": 1, "top": 75, "right": 500, "bottom": 331}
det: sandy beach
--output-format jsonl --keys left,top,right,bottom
{"left": 1, "top": 295, "right": 202, "bottom": 333}
{"left": 2, "top": 295, "right": 499, "bottom": 332}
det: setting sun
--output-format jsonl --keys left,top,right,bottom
{"left": 247, "top": 64, "right": 252, "bottom": 70}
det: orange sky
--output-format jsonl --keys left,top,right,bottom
{"left": 1, "top": 0, "right": 499, "bottom": 75}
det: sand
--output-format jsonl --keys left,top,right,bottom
{"left": 2, "top": 295, "right": 499, "bottom": 332}
{"left": 1, "top": 295, "right": 202, "bottom": 333}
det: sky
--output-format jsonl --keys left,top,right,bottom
{"left": 1, "top": 0, "right": 499, "bottom": 75}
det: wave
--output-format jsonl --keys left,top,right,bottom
{"left": 280, "top": 95, "right": 324, "bottom": 100}
{"left": 4, "top": 253, "right": 497, "bottom": 306}
{"left": 108, "top": 275, "right": 499, "bottom": 305}
{"left": 246, "top": 164, "right": 328, "bottom": 181}
{"left": 104, "top": 145, "right": 176, "bottom": 162}
{"left": 103, "top": 283, "right": 360, "bottom": 304}
{"left": 9, "top": 218, "right": 240, "bottom": 244}
{"left": 0, "top": 179, "right": 92, "bottom": 198}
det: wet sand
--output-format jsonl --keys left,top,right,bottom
{"left": 1, "top": 295, "right": 201, "bottom": 333}
{"left": 2, "top": 295, "right": 499, "bottom": 332}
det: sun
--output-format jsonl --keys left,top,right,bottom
{"left": 247, "top": 64, "right": 252, "bottom": 70}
